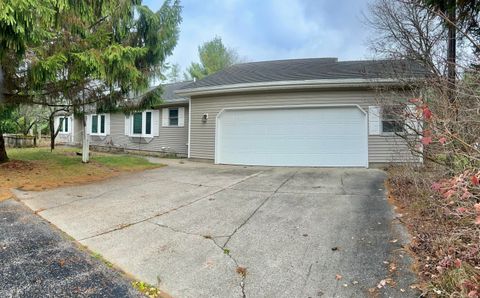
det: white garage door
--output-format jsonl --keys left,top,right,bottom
{"left": 216, "top": 106, "right": 368, "bottom": 167}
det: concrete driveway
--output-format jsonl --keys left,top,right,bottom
{"left": 16, "top": 160, "right": 417, "bottom": 297}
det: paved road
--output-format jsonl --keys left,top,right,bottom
{"left": 0, "top": 200, "right": 142, "bottom": 298}
{"left": 16, "top": 159, "right": 418, "bottom": 297}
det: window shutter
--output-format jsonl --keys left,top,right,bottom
{"left": 105, "top": 114, "right": 110, "bottom": 135}
{"left": 162, "top": 108, "right": 169, "bottom": 126}
{"left": 124, "top": 114, "right": 130, "bottom": 136}
{"left": 86, "top": 115, "right": 91, "bottom": 135}
{"left": 368, "top": 106, "right": 381, "bottom": 135}
{"left": 405, "top": 105, "right": 420, "bottom": 134}
{"left": 70, "top": 116, "right": 74, "bottom": 138}
{"left": 152, "top": 110, "right": 160, "bottom": 136}
{"left": 178, "top": 107, "right": 185, "bottom": 127}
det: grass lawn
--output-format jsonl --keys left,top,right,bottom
{"left": 0, "top": 147, "right": 163, "bottom": 201}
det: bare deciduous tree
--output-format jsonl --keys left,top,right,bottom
{"left": 365, "top": 1, "right": 480, "bottom": 294}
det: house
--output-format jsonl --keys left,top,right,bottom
{"left": 56, "top": 58, "right": 425, "bottom": 167}
{"left": 55, "top": 81, "right": 191, "bottom": 156}
{"left": 176, "top": 58, "right": 425, "bottom": 167}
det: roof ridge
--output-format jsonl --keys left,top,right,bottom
{"left": 231, "top": 57, "right": 339, "bottom": 67}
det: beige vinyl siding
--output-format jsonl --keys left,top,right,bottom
{"left": 189, "top": 89, "right": 417, "bottom": 164}
{"left": 89, "top": 105, "right": 189, "bottom": 156}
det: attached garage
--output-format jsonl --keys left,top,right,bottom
{"left": 216, "top": 105, "right": 368, "bottom": 167}
{"left": 177, "top": 58, "right": 425, "bottom": 167}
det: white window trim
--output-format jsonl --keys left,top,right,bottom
{"left": 130, "top": 110, "right": 154, "bottom": 137}
{"left": 58, "top": 116, "right": 71, "bottom": 134}
{"left": 90, "top": 114, "right": 108, "bottom": 136}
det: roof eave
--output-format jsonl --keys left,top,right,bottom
{"left": 175, "top": 78, "right": 418, "bottom": 97}
{"left": 152, "top": 99, "right": 189, "bottom": 108}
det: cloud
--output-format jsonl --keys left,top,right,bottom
{"left": 143, "top": 0, "right": 372, "bottom": 73}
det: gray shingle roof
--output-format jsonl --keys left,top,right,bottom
{"left": 160, "top": 81, "right": 192, "bottom": 103}
{"left": 179, "top": 58, "right": 427, "bottom": 90}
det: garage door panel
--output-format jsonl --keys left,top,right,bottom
{"left": 223, "top": 152, "right": 366, "bottom": 167}
{"left": 217, "top": 107, "right": 367, "bottom": 167}
{"left": 222, "top": 124, "right": 362, "bottom": 136}
{"left": 221, "top": 136, "right": 364, "bottom": 152}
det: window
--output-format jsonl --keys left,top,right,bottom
{"left": 145, "top": 112, "right": 152, "bottom": 135}
{"left": 382, "top": 106, "right": 405, "bottom": 133}
{"left": 90, "top": 114, "right": 108, "bottom": 135}
{"left": 133, "top": 112, "right": 143, "bottom": 134}
{"left": 130, "top": 111, "right": 154, "bottom": 136}
{"left": 59, "top": 118, "right": 64, "bottom": 132}
{"left": 169, "top": 108, "right": 178, "bottom": 126}
{"left": 59, "top": 117, "right": 69, "bottom": 133}
{"left": 91, "top": 115, "right": 98, "bottom": 133}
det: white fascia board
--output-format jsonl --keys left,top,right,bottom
{"left": 175, "top": 78, "right": 414, "bottom": 97}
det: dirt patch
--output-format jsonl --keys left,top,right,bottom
{"left": 1, "top": 160, "right": 113, "bottom": 201}
{"left": 0, "top": 149, "right": 163, "bottom": 202}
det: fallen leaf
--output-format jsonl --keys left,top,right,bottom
{"left": 431, "top": 182, "right": 442, "bottom": 191}
{"left": 422, "top": 107, "right": 432, "bottom": 119}
{"left": 461, "top": 191, "right": 473, "bottom": 199}
{"left": 236, "top": 266, "right": 247, "bottom": 277}
{"left": 377, "top": 279, "right": 387, "bottom": 288}
{"left": 421, "top": 136, "right": 432, "bottom": 145}
{"left": 472, "top": 176, "right": 480, "bottom": 186}
{"left": 454, "top": 259, "right": 462, "bottom": 268}
{"left": 468, "top": 290, "right": 479, "bottom": 298}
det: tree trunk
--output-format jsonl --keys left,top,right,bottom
{"left": 81, "top": 114, "right": 89, "bottom": 163}
{"left": 0, "top": 126, "right": 8, "bottom": 163}
{"left": 447, "top": 0, "right": 456, "bottom": 102}
{"left": 49, "top": 117, "right": 55, "bottom": 151}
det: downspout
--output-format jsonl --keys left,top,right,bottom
{"left": 187, "top": 97, "right": 192, "bottom": 158}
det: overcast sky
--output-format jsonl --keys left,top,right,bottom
{"left": 143, "top": 0, "right": 374, "bottom": 72}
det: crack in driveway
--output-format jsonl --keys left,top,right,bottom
{"left": 223, "top": 170, "right": 299, "bottom": 249}
{"left": 147, "top": 220, "right": 247, "bottom": 297}
{"left": 77, "top": 171, "right": 264, "bottom": 242}
{"left": 141, "top": 171, "right": 300, "bottom": 298}
{"left": 147, "top": 221, "right": 230, "bottom": 239}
